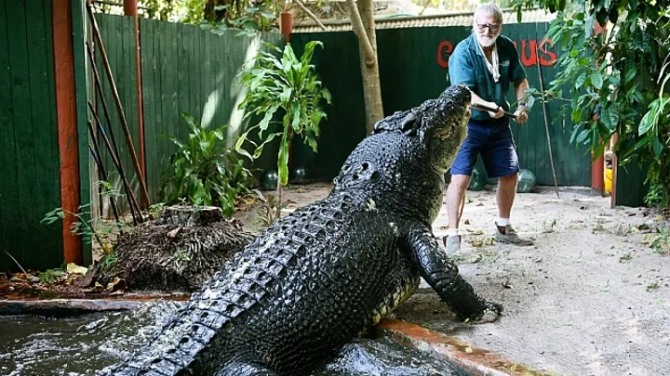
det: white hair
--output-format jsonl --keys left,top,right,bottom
{"left": 473, "top": 2, "right": 503, "bottom": 26}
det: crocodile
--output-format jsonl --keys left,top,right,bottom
{"left": 101, "top": 84, "right": 502, "bottom": 376}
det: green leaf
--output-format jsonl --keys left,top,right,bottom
{"left": 600, "top": 107, "right": 619, "bottom": 130}
{"left": 591, "top": 71, "right": 604, "bottom": 90}
{"left": 652, "top": 137, "right": 664, "bottom": 158}
{"left": 575, "top": 73, "right": 587, "bottom": 89}
{"left": 278, "top": 133, "right": 290, "bottom": 186}
{"left": 259, "top": 106, "right": 278, "bottom": 131}
{"left": 639, "top": 100, "right": 660, "bottom": 135}
{"left": 292, "top": 102, "right": 301, "bottom": 130}
{"left": 624, "top": 67, "right": 637, "bottom": 84}
{"left": 575, "top": 128, "right": 590, "bottom": 144}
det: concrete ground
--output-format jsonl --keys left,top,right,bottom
{"left": 282, "top": 183, "right": 670, "bottom": 376}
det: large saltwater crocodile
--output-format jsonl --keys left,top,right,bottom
{"left": 101, "top": 84, "right": 502, "bottom": 376}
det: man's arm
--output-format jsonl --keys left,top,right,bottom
{"left": 468, "top": 89, "right": 506, "bottom": 119}
{"left": 513, "top": 78, "right": 530, "bottom": 124}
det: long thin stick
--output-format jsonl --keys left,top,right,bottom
{"left": 88, "top": 103, "right": 142, "bottom": 224}
{"left": 88, "top": 144, "right": 121, "bottom": 223}
{"left": 471, "top": 103, "right": 518, "bottom": 118}
{"left": 86, "top": 43, "right": 142, "bottom": 224}
{"left": 4, "top": 250, "right": 29, "bottom": 278}
{"left": 536, "top": 41, "right": 560, "bottom": 199}
{"left": 293, "top": 0, "right": 327, "bottom": 30}
{"left": 86, "top": 3, "right": 150, "bottom": 208}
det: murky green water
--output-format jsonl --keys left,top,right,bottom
{"left": 0, "top": 302, "right": 464, "bottom": 376}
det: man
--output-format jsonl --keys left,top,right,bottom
{"left": 444, "top": 2, "right": 533, "bottom": 253}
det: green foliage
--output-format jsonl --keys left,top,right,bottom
{"left": 236, "top": 41, "right": 331, "bottom": 189}
{"left": 251, "top": 189, "right": 285, "bottom": 227}
{"left": 41, "top": 182, "right": 128, "bottom": 268}
{"left": 147, "top": 202, "right": 166, "bottom": 220}
{"left": 644, "top": 184, "right": 665, "bottom": 207}
{"left": 99, "top": 251, "right": 118, "bottom": 272}
{"left": 42, "top": 204, "right": 103, "bottom": 247}
{"left": 649, "top": 225, "right": 670, "bottom": 255}
{"left": 138, "top": 0, "right": 283, "bottom": 35}
{"left": 39, "top": 269, "right": 64, "bottom": 285}
{"left": 511, "top": 0, "right": 670, "bottom": 206}
{"left": 202, "top": 0, "right": 281, "bottom": 36}
{"left": 159, "top": 113, "right": 254, "bottom": 216}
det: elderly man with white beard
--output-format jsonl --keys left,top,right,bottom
{"left": 443, "top": 2, "right": 534, "bottom": 254}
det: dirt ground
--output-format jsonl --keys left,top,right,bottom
{"left": 281, "top": 183, "right": 670, "bottom": 376}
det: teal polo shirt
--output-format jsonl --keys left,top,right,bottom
{"left": 448, "top": 33, "right": 526, "bottom": 121}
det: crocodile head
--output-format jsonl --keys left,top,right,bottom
{"left": 373, "top": 84, "right": 471, "bottom": 174}
{"left": 419, "top": 84, "right": 471, "bottom": 173}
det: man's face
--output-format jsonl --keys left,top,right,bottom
{"left": 474, "top": 13, "right": 501, "bottom": 48}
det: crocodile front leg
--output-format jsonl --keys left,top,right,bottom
{"left": 407, "top": 224, "right": 502, "bottom": 322}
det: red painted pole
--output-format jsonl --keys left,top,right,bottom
{"left": 591, "top": 22, "right": 606, "bottom": 194}
{"left": 280, "top": 11, "right": 293, "bottom": 42}
{"left": 591, "top": 155, "right": 604, "bottom": 191}
{"left": 123, "top": 0, "right": 137, "bottom": 16}
{"left": 53, "top": 0, "right": 83, "bottom": 265}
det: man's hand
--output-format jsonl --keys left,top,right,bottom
{"left": 487, "top": 106, "right": 505, "bottom": 119}
{"left": 514, "top": 103, "right": 529, "bottom": 124}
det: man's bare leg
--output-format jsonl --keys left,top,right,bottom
{"left": 495, "top": 173, "right": 533, "bottom": 245}
{"left": 444, "top": 174, "right": 471, "bottom": 252}
{"left": 496, "top": 173, "right": 517, "bottom": 219}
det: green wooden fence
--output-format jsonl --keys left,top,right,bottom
{"left": 95, "top": 15, "right": 282, "bottom": 205}
{"left": 0, "top": 0, "right": 63, "bottom": 271}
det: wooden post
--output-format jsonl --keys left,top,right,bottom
{"left": 591, "top": 154, "right": 604, "bottom": 192}
{"left": 53, "top": 0, "right": 83, "bottom": 265}
{"left": 123, "top": 0, "right": 137, "bottom": 16}
{"left": 280, "top": 11, "right": 293, "bottom": 42}
{"left": 125, "top": 0, "right": 147, "bottom": 206}
{"left": 591, "top": 21, "right": 606, "bottom": 195}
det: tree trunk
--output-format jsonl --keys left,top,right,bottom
{"left": 347, "top": 0, "right": 384, "bottom": 133}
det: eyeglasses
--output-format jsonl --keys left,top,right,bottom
{"left": 476, "top": 23, "right": 500, "bottom": 31}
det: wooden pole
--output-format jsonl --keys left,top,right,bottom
{"left": 133, "top": 14, "right": 146, "bottom": 207}
{"left": 123, "top": 0, "right": 137, "bottom": 16}
{"left": 124, "top": 0, "right": 147, "bottom": 206}
{"left": 280, "top": 11, "right": 293, "bottom": 42}
{"left": 53, "top": 0, "right": 83, "bottom": 264}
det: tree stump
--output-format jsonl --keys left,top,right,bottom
{"left": 93, "top": 205, "right": 256, "bottom": 292}
{"left": 157, "top": 205, "right": 224, "bottom": 226}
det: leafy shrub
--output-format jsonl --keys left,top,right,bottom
{"left": 236, "top": 41, "right": 331, "bottom": 188}
{"left": 159, "top": 113, "right": 254, "bottom": 216}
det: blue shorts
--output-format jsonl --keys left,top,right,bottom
{"left": 450, "top": 118, "right": 519, "bottom": 178}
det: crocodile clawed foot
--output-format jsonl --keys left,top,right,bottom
{"left": 471, "top": 301, "right": 503, "bottom": 323}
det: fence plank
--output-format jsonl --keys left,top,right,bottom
{"left": 0, "top": 0, "right": 19, "bottom": 268}
{"left": 0, "top": 0, "right": 62, "bottom": 271}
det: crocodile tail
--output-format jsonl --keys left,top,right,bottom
{"left": 101, "top": 308, "right": 226, "bottom": 375}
